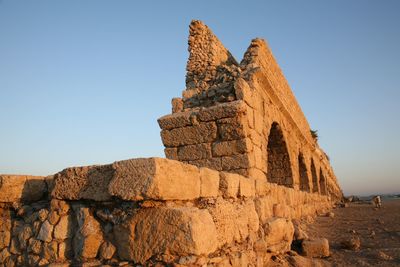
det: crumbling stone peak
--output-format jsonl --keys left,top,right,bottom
{"left": 0, "top": 20, "right": 343, "bottom": 266}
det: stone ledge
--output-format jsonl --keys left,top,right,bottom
{"left": 0, "top": 175, "right": 47, "bottom": 203}
{"left": 52, "top": 158, "right": 202, "bottom": 201}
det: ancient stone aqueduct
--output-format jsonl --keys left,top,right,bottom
{"left": 0, "top": 21, "right": 342, "bottom": 266}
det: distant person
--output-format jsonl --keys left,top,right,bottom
{"left": 372, "top": 195, "right": 382, "bottom": 208}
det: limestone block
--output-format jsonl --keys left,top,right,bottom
{"left": 58, "top": 239, "right": 73, "bottom": 260}
{"left": 301, "top": 238, "right": 330, "bottom": 258}
{"left": 17, "top": 224, "right": 32, "bottom": 249}
{"left": 164, "top": 147, "right": 178, "bottom": 160}
{"left": 208, "top": 198, "right": 259, "bottom": 247}
{"left": 0, "top": 248, "right": 11, "bottom": 263}
{"left": 217, "top": 117, "right": 248, "bottom": 141}
{"left": 254, "top": 196, "right": 275, "bottom": 224}
{"left": 114, "top": 207, "right": 218, "bottom": 263}
{"left": 273, "top": 204, "right": 291, "bottom": 218}
{"left": 73, "top": 206, "right": 103, "bottom": 260}
{"left": 254, "top": 178, "right": 268, "bottom": 196}
{"left": 161, "top": 122, "right": 217, "bottom": 147}
{"left": 200, "top": 168, "right": 219, "bottom": 198}
{"left": 0, "top": 175, "right": 46, "bottom": 203}
{"left": 219, "top": 172, "right": 240, "bottom": 198}
{"left": 171, "top": 97, "right": 184, "bottom": 113}
{"left": 212, "top": 138, "right": 252, "bottom": 157}
{"left": 178, "top": 143, "right": 212, "bottom": 161}
{"left": 52, "top": 164, "right": 114, "bottom": 201}
{"left": 157, "top": 110, "right": 192, "bottom": 130}
{"left": 37, "top": 220, "right": 53, "bottom": 242}
{"left": 188, "top": 158, "right": 222, "bottom": 171}
{"left": 54, "top": 215, "right": 73, "bottom": 240}
{"left": 42, "top": 240, "right": 58, "bottom": 261}
{"left": 234, "top": 78, "right": 254, "bottom": 108}
{"left": 0, "top": 209, "right": 11, "bottom": 250}
{"left": 28, "top": 238, "right": 42, "bottom": 255}
{"left": 99, "top": 241, "right": 116, "bottom": 260}
{"left": 197, "top": 100, "right": 246, "bottom": 122}
{"left": 263, "top": 218, "right": 294, "bottom": 254}
{"left": 239, "top": 177, "right": 255, "bottom": 197}
{"left": 109, "top": 158, "right": 201, "bottom": 201}
{"left": 221, "top": 154, "right": 251, "bottom": 170}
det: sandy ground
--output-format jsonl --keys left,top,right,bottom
{"left": 306, "top": 199, "right": 400, "bottom": 266}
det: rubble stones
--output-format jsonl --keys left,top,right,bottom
{"left": 99, "top": 241, "right": 116, "bottom": 260}
{"left": 54, "top": 215, "right": 73, "bottom": 240}
{"left": 301, "top": 238, "right": 330, "bottom": 258}
{"left": 37, "top": 221, "right": 53, "bottom": 242}
{"left": 73, "top": 207, "right": 103, "bottom": 259}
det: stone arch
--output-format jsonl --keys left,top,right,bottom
{"left": 266, "top": 122, "right": 293, "bottom": 187}
{"left": 310, "top": 159, "right": 319, "bottom": 193}
{"left": 298, "top": 153, "right": 310, "bottom": 192}
{"left": 319, "top": 169, "right": 327, "bottom": 195}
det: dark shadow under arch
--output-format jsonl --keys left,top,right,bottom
{"left": 311, "top": 159, "right": 319, "bottom": 193}
{"left": 267, "top": 122, "right": 293, "bottom": 188}
{"left": 319, "top": 169, "right": 327, "bottom": 195}
{"left": 298, "top": 153, "right": 310, "bottom": 192}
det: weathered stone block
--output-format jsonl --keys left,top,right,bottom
{"left": 37, "top": 220, "right": 53, "bottom": 242}
{"left": 239, "top": 177, "right": 255, "bottom": 197}
{"left": 161, "top": 122, "right": 217, "bottom": 147}
{"left": 217, "top": 117, "right": 248, "bottom": 141}
{"left": 178, "top": 143, "right": 211, "bottom": 161}
{"left": 254, "top": 196, "right": 275, "bottom": 223}
{"left": 109, "top": 158, "right": 200, "bottom": 201}
{"left": 273, "top": 203, "right": 291, "bottom": 218}
{"left": 301, "top": 238, "right": 330, "bottom": 258}
{"left": 208, "top": 198, "right": 259, "bottom": 247}
{"left": 219, "top": 172, "right": 240, "bottom": 198}
{"left": 0, "top": 175, "right": 46, "bottom": 203}
{"left": 171, "top": 97, "right": 184, "bottom": 113}
{"left": 73, "top": 206, "right": 103, "bottom": 260}
{"left": 221, "top": 154, "right": 251, "bottom": 170}
{"left": 200, "top": 168, "right": 219, "bottom": 198}
{"left": 234, "top": 78, "right": 254, "bottom": 108}
{"left": 52, "top": 164, "right": 114, "bottom": 201}
{"left": 0, "top": 209, "right": 11, "bottom": 250}
{"left": 157, "top": 110, "right": 192, "bottom": 130}
{"left": 54, "top": 215, "right": 73, "bottom": 240}
{"left": 254, "top": 177, "right": 269, "bottom": 195}
{"left": 197, "top": 100, "right": 246, "bottom": 122}
{"left": 164, "top": 147, "right": 178, "bottom": 160}
{"left": 212, "top": 138, "right": 252, "bottom": 157}
{"left": 114, "top": 207, "right": 218, "bottom": 263}
{"left": 187, "top": 157, "right": 222, "bottom": 171}
{"left": 263, "top": 218, "right": 294, "bottom": 254}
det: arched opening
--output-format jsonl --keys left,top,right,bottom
{"left": 267, "top": 122, "right": 293, "bottom": 187}
{"left": 298, "top": 153, "right": 310, "bottom": 192}
{"left": 319, "top": 169, "right": 327, "bottom": 195}
{"left": 310, "top": 159, "right": 319, "bottom": 193}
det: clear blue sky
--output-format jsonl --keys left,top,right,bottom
{"left": 1, "top": 1, "right": 399, "bottom": 196}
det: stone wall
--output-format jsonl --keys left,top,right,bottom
{"left": 159, "top": 20, "right": 342, "bottom": 201}
{"left": 0, "top": 158, "right": 333, "bottom": 266}
{"left": 0, "top": 20, "right": 343, "bottom": 266}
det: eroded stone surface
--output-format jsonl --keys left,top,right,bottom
{"left": 263, "top": 218, "right": 294, "bottom": 254}
{"left": 109, "top": 158, "right": 201, "bottom": 201}
{"left": 0, "top": 175, "right": 46, "bottom": 203}
{"left": 114, "top": 207, "right": 218, "bottom": 263}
